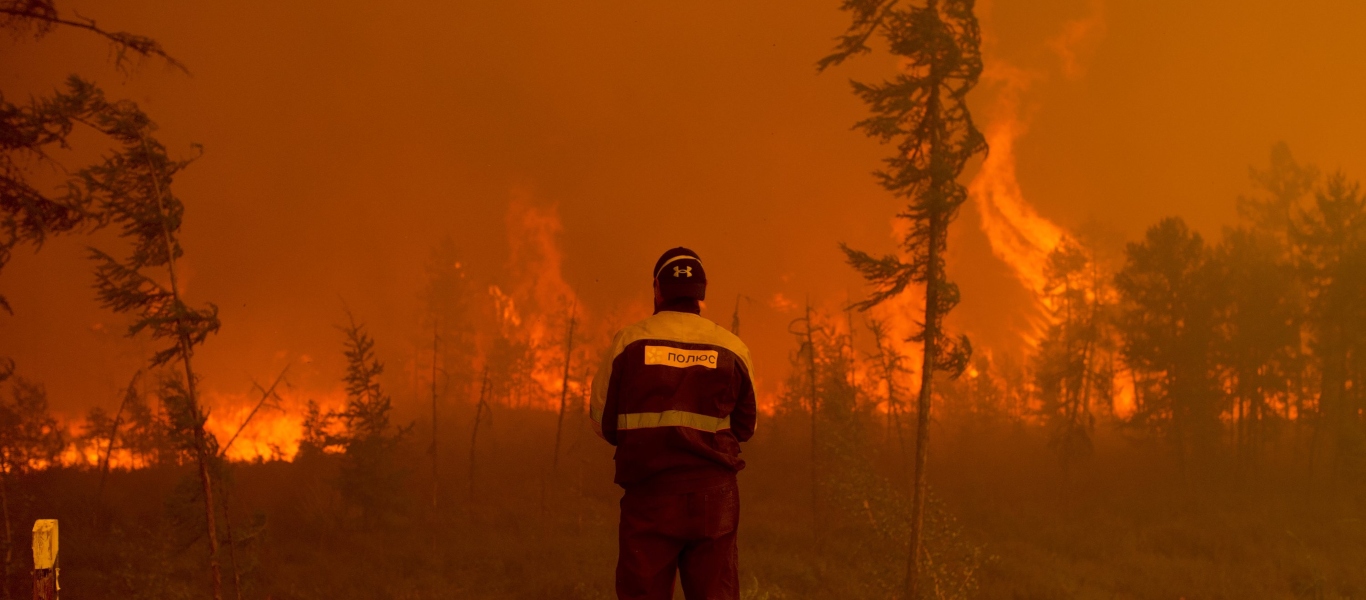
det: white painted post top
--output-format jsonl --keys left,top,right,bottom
{"left": 32, "top": 519, "right": 58, "bottom": 570}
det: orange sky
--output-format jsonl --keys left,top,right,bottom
{"left": 4, "top": 0, "right": 1366, "bottom": 432}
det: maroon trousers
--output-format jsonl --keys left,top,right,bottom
{"left": 616, "top": 478, "right": 740, "bottom": 600}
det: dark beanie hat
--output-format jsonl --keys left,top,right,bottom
{"left": 653, "top": 247, "right": 707, "bottom": 301}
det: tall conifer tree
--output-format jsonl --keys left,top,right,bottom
{"left": 1292, "top": 173, "right": 1366, "bottom": 478}
{"left": 83, "top": 118, "right": 224, "bottom": 598}
{"left": 1, "top": 1, "right": 185, "bottom": 377}
{"left": 821, "top": 1, "right": 987, "bottom": 595}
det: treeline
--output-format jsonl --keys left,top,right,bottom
{"left": 738, "top": 146, "right": 1365, "bottom": 596}
{"left": 776, "top": 143, "right": 1366, "bottom": 492}
{"left": 1036, "top": 143, "right": 1364, "bottom": 480}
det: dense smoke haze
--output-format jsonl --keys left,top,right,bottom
{"left": 3, "top": 0, "right": 1366, "bottom": 598}
{"left": 5, "top": 0, "right": 1364, "bottom": 425}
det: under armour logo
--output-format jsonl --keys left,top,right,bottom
{"left": 673, "top": 265, "right": 692, "bottom": 278}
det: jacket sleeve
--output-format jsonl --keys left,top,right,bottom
{"left": 730, "top": 361, "right": 757, "bottom": 442}
{"left": 589, "top": 331, "right": 625, "bottom": 443}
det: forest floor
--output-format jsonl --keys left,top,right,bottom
{"left": 15, "top": 409, "right": 1366, "bottom": 599}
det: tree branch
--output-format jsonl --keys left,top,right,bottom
{"left": 1, "top": 4, "right": 188, "bottom": 74}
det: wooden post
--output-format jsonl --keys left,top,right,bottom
{"left": 31, "top": 520, "right": 57, "bottom": 600}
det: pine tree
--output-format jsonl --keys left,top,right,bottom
{"left": 79, "top": 101, "right": 224, "bottom": 596}
{"left": 866, "top": 319, "right": 912, "bottom": 476}
{"left": 332, "top": 313, "right": 411, "bottom": 525}
{"left": 1033, "top": 241, "right": 1111, "bottom": 476}
{"left": 1213, "top": 228, "right": 1300, "bottom": 470}
{"left": 1, "top": 0, "right": 184, "bottom": 351}
{"left": 1291, "top": 172, "right": 1366, "bottom": 479}
{"left": 1114, "top": 218, "right": 1222, "bottom": 473}
{"left": 821, "top": 1, "right": 987, "bottom": 595}
{"left": 297, "top": 399, "right": 334, "bottom": 460}
{"left": 1232, "top": 144, "right": 1317, "bottom": 464}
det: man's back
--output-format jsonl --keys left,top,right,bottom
{"left": 591, "top": 310, "right": 757, "bottom": 487}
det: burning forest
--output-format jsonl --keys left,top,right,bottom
{"left": 2, "top": 0, "right": 1366, "bottom": 598}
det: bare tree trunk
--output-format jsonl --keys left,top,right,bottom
{"left": 220, "top": 480, "right": 242, "bottom": 600}
{"left": 1, "top": 467, "right": 9, "bottom": 600}
{"left": 552, "top": 303, "right": 577, "bottom": 473}
{"left": 886, "top": 361, "right": 909, "bottom": 482}
{"left": 730, "top": 294, "right": 742, "bottom": 335}
{"left": 804, "top": 300, "right": 820, "bottom": 542}
{"left": 906, "top": 215, "right": 943, "bottom": 600}
{"left": 144, "top": 135, "right": 222, "bottom": 600}
{"left": 187, "top": 350, "right": 223, "bottom": 600}
{"left": 845, "top": 307, "right": 858, "bottom": 388}
{"left": 219, "top": 366, "right": 290, "bottom": 459}
{"left": 872, "top": 321, "right": 909, "bottom": 480}
{"left": 469, "top": 370, "right": 490, "bottom": 503}
{"left": 430, "top": 327, "right": 440, "bottom": 510}
{"left": 98, "top": 370, "right": 141, "bottom": 504}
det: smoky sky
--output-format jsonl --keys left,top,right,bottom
{"left": 3, "top": 0, "right": 1365, "bottom": 419}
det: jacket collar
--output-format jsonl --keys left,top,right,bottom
{"left": 654, "top": 297, "right": 701, "bottom": 315}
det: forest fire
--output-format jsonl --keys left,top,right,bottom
{"left": 484, "top": 197, "right": 587, "bottom": 409}
{"left": 3, "top": 1, "right": 1365, "bottom": 598}
{"left": 203, "top": 389, "right": 348, "bottom": 462}
{"left": 969, "top": 72, "right": 1068, "bottom": 345}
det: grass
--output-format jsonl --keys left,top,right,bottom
{"left": 6, "top": 407, "right": 1364, "bottom": 599}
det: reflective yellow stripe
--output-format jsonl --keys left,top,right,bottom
{"left": 617, "top": 410, "right": 731, "bottom": 432}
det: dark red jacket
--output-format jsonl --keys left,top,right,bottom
{"left": 590, "top": 309, "right": 757, "bottom": 488}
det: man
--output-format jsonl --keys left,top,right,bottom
{"left": 590, "top": 247, "right": 758, "bottom": 600}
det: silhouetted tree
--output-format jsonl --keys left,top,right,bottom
{"left": 297, "top": 399, "right": 334, "bottom": 460}
{"left": 1033, "top": 241, "right": 1113, "bottom": 476}
{"left": 821, "top": 0, "right": 987, "bottom": 594}
{"left": 782, "top": 310, "right": 986, "bottom": 597}
{"left": 1234, "top": 144, "right": 1317, "bottom": 456}
{"left": 551, "top": 302, "right": 577, "bottom": 473}
{"left": 122, "top": 387, "right": 177, "bottom": 467}
{"left": 80, "top": 95, "right": 224, "bottom": 596}
{"left": 468, "top": 369, "right": 492, "bottom": 503}
{"left": 1, "top": 1, "right": 185, "bottom": 376}
{"left": 1238, "top": 142, "right": 1319, "bottom": 246}
{"left": 1292, "top": 172, "right": 1366, "bottom": 479}
{"left": 424, "top": 237, "right": 478, "bottom": 401}
{"left": 867, "top": 319, "right": 911, "bottom": 472}
{"left": 0, "top": 1, "right": 184, "bottom": 72}
{"left": 331, "top": 313, "right": 411, "bottom": 525}
{"left": 1212, "top": 228, "right": 1300, "bottom": 469}
{"left": 1114, "top": 218, "right": 1222, "bottom": 473}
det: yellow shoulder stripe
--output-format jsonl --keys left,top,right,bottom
{"left": 591, "top": 312, "right": 754, "bottom": 427}
{"left": 618, "top": 410, "right": 731, "bottom": 433}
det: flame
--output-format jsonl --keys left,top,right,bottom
{"left": 1112, "top": 375, "right": 1136, "bottom": 420}
{"left": 768, "top": 293, "right": 798, "bottom": 313}
{"left": 203, "top": 388, "right": 347, "bottom": 462}
{"left": 480, "top": 191, "right": 585, "bottom": 408}
{"left": 968, "top": 76, "right": 1067, "bottom": 342}
{"left": 967, "top": 0, "right": 1105, "bottom": 343}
